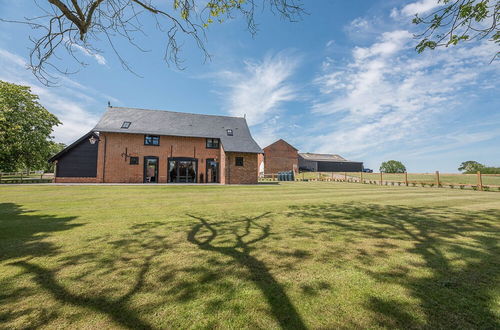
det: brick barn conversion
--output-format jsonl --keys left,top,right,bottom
{"left": 262, "top": 139, "right": 363, "bottom": 174}
{"left": 49, "top": 107, "right": 263, "bottom": 184}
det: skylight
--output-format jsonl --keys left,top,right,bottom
{"left": 121, "top": 121, "right": 131, "bottom": 129}
{"left": 226, "top": 129, "right": 233, "bottom": 136}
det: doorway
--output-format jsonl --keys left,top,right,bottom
{"left": 168, "top": 158, "right": 198, "bottom": 183}
{"left": 144, "top": 156, "right": 159, "bottom": 183}
{"left": 206, "top": 159, "right": 219, "bottom": 183}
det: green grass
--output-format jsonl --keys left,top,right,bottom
{"left": 1, "top": 183, "right": 499, "bottom": 329}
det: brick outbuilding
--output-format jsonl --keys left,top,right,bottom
{"left": 263, "top": 139, "right": 298, "bottom": 174}
{"left": 49, "top": 107, "right": 263, "bottom": 184}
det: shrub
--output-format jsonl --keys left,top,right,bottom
{"left": 483, "top": 186, "right": 490, "bottom": 191}
{"left": 472, "top": 186, "right": 478, "bottom": 191}
{"left": 449, "top": 185, "right": 454, "bottom": 189}
{"left": 429, "top": 183, "right": 435, "bottom": 187}
{"left": 459, "top": 185, "right": 465, "bottom": 189}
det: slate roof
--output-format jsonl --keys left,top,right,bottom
{"left": 93, "top": 107, "right": 263, "bottom": 153}
{"left": 298, "top": 152, "right": 362, "bottom": 163}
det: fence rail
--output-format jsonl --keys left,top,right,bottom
{"left": 0, "top": 171, "right": 54, "bottom": 184}
{"left": 260, "top": 171, "right": 500, "bottom": 191}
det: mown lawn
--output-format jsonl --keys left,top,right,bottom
{"left": 0, "top": 182, "right": 499, "bottom": 329}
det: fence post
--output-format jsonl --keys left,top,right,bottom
{"left": 318, "top": 172, "right": 321, "bottom": 181}
{"left": 405, "top": 172, "right": 408, "bottom": 186}
{"left": 360, "top": 171, "right": 363, "bottom": 184}
{"left": 343, "top": 172, "right": 347, "bottom": 182}
{"left": 20, "top": 171, "right": 23, "bottom": 182}
{"left": 272, "top": 173, "right": 275, "bottom": 181}
{"left": 435, "top": 171, "right": 440, "bottom": 187}
{"left": 379, "top": 172, "right": 383, "bottom": 185}
{"left": 331, "top": 172, "right": 334, "bottom": 180}
{"left": 477, "top": 171, "right": 483, "bottom": 191}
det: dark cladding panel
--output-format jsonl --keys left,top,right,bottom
{"left": 317, "top": 161, "right": 363, "bottom": 172}
{"left": 56, "top": 135, "right": 98, "bottom": 177}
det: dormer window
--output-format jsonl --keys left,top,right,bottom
{"left": 121, "top": 121, "right": 131, "bottom": 129}
{"left": 226, "top": 129, "right": 233, "bottom": 136}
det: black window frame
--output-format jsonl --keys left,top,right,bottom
{"left": 130, "top": 156, "right": 139, "bottom": 165}
{"left": 121, "top": 121, "right": 131, "bottom": 129}
{"left": 226, "top": 129, "right": 233, "bottom": 136}
{"left": 235, "top": 156, "right": 244, "bottom": 166}
{"left": 206, "top": 138, "right": 220, "bottom": 149}
{"left": 144, "top": 135, "right": 160, "bottom": 146}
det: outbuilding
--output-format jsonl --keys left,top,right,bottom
{"left": 298, "top": 153, "right": 363, "bottom": 172}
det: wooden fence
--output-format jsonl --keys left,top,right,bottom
{"left": 260, "top": 171, "right": 500, "bottom": 192}
{"left": 0, "top": 171, "right": 54, "bottom": 184}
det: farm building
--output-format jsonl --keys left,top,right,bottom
{"left": 49, "top": 106, "right": 263, "bottom": 184}
{"left": 263, "top": 139, "right": 298, "bottom": 175}
{"left": 262, "top": 139, "right": 363, "bottom": 173}
{"left": 298, "top": 153, "right": 363, "bottom": 172}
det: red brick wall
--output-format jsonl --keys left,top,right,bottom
{"left": 96, "top": 132, "right": 223, "bottom": 183}
{"left": 225, "top": 152, "right": 259, "bottom": 184}
{"left": 55, "top": 177, "right": 98, "bottom": 183}
{"left": 263, "top": 140, "right": 298, "bottom": 174}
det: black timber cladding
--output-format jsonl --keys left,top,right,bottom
{"left": 54, "top": 133, "right": 99, "bottom": 177}
{"left": 317, "top": 161, "right": 363, "bottom": 172}
{"left": 298, "top": 153, "right": 363, "bottom": 172}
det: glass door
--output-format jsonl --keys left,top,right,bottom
{"left": 168, "top": 158, "right": 197, "bottom": 183}
{"left": 206, "top": 159, "right": 219, "bottom": 183}
{"left": 144, "top": 156, "right": 158, "bottom": 183}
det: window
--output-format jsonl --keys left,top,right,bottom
{"left": 226, "top": 129, "right": 233, "bottom": 136}
{"left": 121, "top": 121, "right": 131, "bottom": 129}
{"left": 235, "top": 157, "right": 244, "bottom": 166}
{"left": 144, "top": 135, "right": 160, "bottom": 146}
{"left": 130, "top": 156, "right": 139, "bottom": 165}
{"left": 206, "top": 138, "right": 219, "bottom": 149}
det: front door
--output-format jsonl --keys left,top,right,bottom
{"left": 144, "top": 156, "right": 158, "bottom": 183}
{"left": 168, "top": 158, "right": 197, "bottom": 183}
{"left": 206, "top": 159, "right": 219, "bottom": 183}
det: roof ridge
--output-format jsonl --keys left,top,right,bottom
{"left": 108, "top": 106, "right": 245, "bottom": 120}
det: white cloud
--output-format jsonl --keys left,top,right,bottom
{"left": 72, "top": 43, "right": 107, "bottom": 65}
{"left": 390, "top": 0, "right": 443, "bottom": 18}
{"left": 0, "top": 47, "right": 115, "bottom": 144}
{"left": 217, "top": 52, "right": 299, "bottom": 126}
{"left": 310, "top": 30, "right": 499, "bottom": 156}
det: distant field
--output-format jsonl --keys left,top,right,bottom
{"left": 296, "top": 172, "right": 500, "bottom": 187}
{"left": 1, "top": 182, "right": 499, "bottom": 329}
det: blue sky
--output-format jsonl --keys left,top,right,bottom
{"left": 0, "top": 0, "right": 498, "bottom": 172}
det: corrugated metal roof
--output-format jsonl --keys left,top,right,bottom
{"left": 93, "top": 107, "right": 263, "bottom": 153}
{"left": 298, "top": 152, "right": 361, "bottom": 163}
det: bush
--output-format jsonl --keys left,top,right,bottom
{"left": 483, "top": 186, "right": 490, "bottom": 191}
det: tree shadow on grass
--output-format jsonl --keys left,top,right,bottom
{"left": 287, "top": 203, "right": 500, "bottom": 329}
{"left": 1, "top": 206, "right": 170, "bottom": 329}
{"left": 0, "top": 203, "right": 80, "bottom": 262}
{"left": 187, "top": 213, "right": 307, "bottom": 330}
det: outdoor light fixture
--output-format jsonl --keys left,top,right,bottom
{"left": 89, "top": 136, "right": 98, "bottom": 144}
